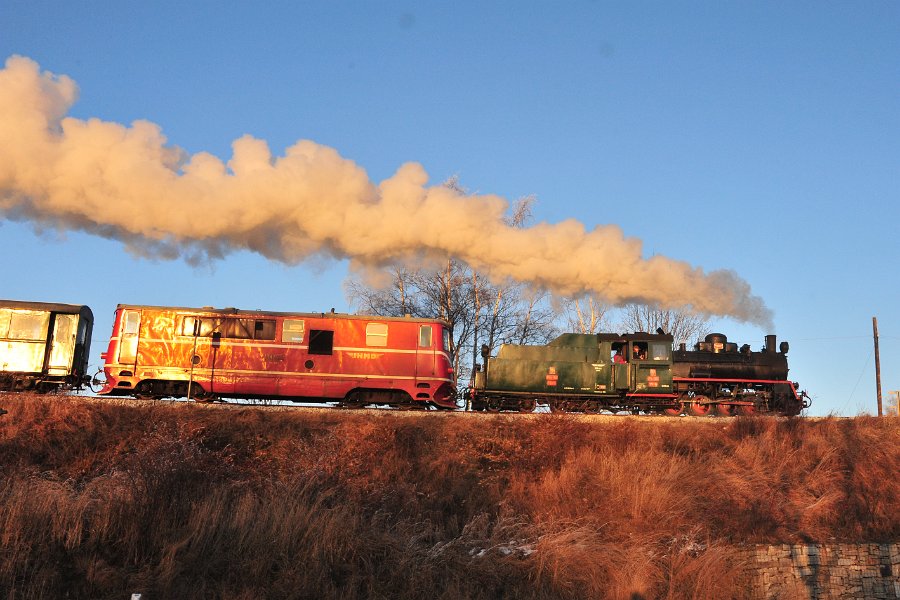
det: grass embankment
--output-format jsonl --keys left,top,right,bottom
{"left": 0, "top": 395, "right": 897, "bottom": 600}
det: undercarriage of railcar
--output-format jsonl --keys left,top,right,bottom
{"left": 470, "top": 382, "right": 810, "bottom": 416}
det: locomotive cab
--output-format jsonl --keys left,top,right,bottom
{"left": 604, "top": 333, "right": 674, "bottom": 394}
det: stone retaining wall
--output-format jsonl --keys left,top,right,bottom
{"left": 743, "top": 543, "right": 900, "bottom": 599}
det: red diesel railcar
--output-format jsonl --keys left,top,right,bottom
{"left": 98, "top": 304, "right": 456, "bottom": 408}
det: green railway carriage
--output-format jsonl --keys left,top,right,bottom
{"left": 471, "top": 332, "right": 676, "bottom": 413}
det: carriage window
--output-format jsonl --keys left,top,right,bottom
{"left": 419, "top": 325, "right": 432, "bottom": 348}
{"left": 650, "top": 343, "right": 671, "bottom": 361}
{"left": 0, "top": 309, "right": 10, "bottom": 338}
{"left": 282, "top": 319, "right": 305, "bottom": 343}
{"left": 8, "top": 310, "right": 50, "bottom": 340}
{"left": 308, "top": 329, "right": 334, "bottom": 355}
{"left": 366, "top": 322, "right": 388, "bottom": 346}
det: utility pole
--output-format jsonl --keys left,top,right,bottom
{"left": 873, "top": 317, "right": 882, "bottom": 417}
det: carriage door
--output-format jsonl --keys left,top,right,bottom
{"left": 47, "top": 314, "right": 77, "bottom": 376}
{"left": 415, "top": 325, "right": 435, "bottom": 377}
{"left": 117, "top": 310, "right": 141, "bottom": 366}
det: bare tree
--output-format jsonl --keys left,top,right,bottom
{"left": 344, "top": 267, "right": 420, "bottom": 317}
{"left": 561, "top": 296, "right": 612, "bottom": 334}
{"left": 617, "top": 304, "right": 710, "bottom": 346}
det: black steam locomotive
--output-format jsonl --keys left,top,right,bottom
{"left": 670, "top": 333, "right": 807, "bottom": 416}
{"left": 471, "top": 331, "right": 810, "bottom": 416}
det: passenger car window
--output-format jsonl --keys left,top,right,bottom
{"left": 8, "top": 310, "right": 49, "bottom": 340}
{"left": 0, "top": 309, "right": 10, "bottom": 338}
{"left": 366, "top": 322, "right": 388, "bottom": 346}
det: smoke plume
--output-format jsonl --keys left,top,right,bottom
{"left": 0, "top": 56, "right": 772, "bottom": 326}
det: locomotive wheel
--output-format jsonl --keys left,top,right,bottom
{"left": 662, "top": 402, "right": 683, "bottom": 416}
{"left": 715, "top": 403, "right": 734, "bottom": 416}
{"left": 518, "top": 399, "right": 537, "bottom": 413}
{"left": 737, "top": 404, "right": 757, "bottom": 416}
{"left": 687, "top": 396, "right": 713, "bottom": 417}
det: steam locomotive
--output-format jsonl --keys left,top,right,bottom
{"left": 470, "top": 331, "right": 810, "bottom": 416}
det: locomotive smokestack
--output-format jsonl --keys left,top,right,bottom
{"left": 765, "top": 335, "right": 777, "bottom": 353}
{"left": 0, "top": 56, "right": 774, "bottom": 327}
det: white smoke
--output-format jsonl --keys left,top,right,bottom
{"left": 0, "top": 55, "right": 772, "bottom": 326}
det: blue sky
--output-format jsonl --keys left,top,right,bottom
{"left": 1, "top": 1, "right": 897, "bottom": 415}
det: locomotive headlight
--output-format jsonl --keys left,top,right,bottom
{"left": 780, "top": 341, "right": 789, "bottom": 354}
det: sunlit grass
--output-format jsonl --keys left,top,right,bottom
{"left": 0, "top": 394, "right": 897, "bottom": 599}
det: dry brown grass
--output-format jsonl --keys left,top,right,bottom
{"left": 0, "top": 394, "right": 897, "bottom": 599}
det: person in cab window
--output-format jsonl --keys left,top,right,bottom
{"left": 633, "top": 345, "right": 646, "bottom": 360}
{"left": 614, "top": 349, "right": 626, "bottom": 364}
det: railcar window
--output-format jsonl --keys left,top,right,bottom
{"left": 366, "top": 323, "right": 388, "bottom": 346}
{"left": 181, "top": 316, "right": 217, "bottom": 337}
{"left": 228, "top": 319, "right": 254, "bottom": 339}
{"left": 0, "top": 309, "right": 10, "bottom": 338}
{"left": 282, "top": 319, "right": 305, "bottom": 343}
{"left": 8, "top": 310, "right": 50, "bottom": 340}
{"left": 442, "top": 328, "right": 450, "bottom": 352}
{"left": 419, "top": 325, "right": 432, "bottom": 348}
{"left": 309, "top": 329, "right": 334, "bottom": 355}
{"left": 650, "top": 343, "right": 671, "bottom": 361}
{"left": 254, "top": 320, "right": 276, "bottom": 340}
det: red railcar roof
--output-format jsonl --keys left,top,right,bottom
{"left": 113, "top": 304, "right": 448, "bottom": 325}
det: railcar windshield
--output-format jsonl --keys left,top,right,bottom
{"left": 442, "top": 327, "right": 450, "bottom": 352}
{"left": 418, "top": 325, "right": 432, "bottom": 348}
